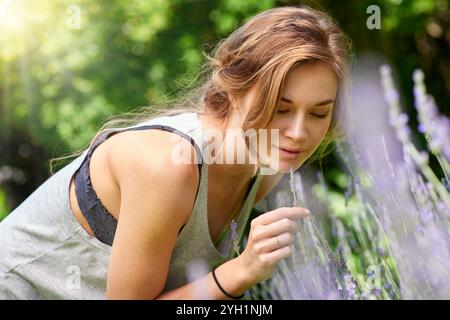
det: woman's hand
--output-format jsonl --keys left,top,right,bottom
{"left": 237, "top": 207, "right": 311, "bottom": 285}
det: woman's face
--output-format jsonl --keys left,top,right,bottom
{"left": 260, "top": 61, "right": 339, "bottom": 173}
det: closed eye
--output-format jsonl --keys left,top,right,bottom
{"left": 276, "top": 109, "right": 290, "bottom": 115}
{"left": 276, "top": 109, "right": 330, "bottom": 118}
{"left": 313, "top": 113, "right": 329, "bottom": 118}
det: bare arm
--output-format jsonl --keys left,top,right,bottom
{"left": 106, "top": 130, "right": 308, "bottom": 299}
{"left": 106, "top": 130, "right": 257, "bottom": 299}
{"left": 106, "top": 131, "right": 201, "bottom": 299}
{"left": 155, "top": 257, "right": 254, "bottom": 299}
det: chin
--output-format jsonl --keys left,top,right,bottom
{"left": 276, "top": 161, "right": 302, "bottom": 173}
{"left": 258, "top": 158, "right": 303, "bottom": 174}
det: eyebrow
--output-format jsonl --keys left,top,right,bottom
{"left": 280, "top": 96, "right": 334, "bottom": 107}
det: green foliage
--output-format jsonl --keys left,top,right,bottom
{"left": 0, "top": 187, "right": 9, "bottom": 221}
{"left": 0, "top": 0, "right": 447, "bottom": 298}
{"left": 1, "top": 0, "right": 447, "bottom": 172}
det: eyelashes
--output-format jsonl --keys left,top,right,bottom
{"left": 276, "top": 110, "right": 329, "bottom": 118}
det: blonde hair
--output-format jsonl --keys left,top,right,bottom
{"left": 49, "top": 5, "right": 352, "bottom": 174}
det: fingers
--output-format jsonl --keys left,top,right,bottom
{"left": 253, "top": 232, "right": 294, "bottom": 254}
{"left": 257, "top": 207, "right": 310, "bottom": 226}
{"left": 259, "top": 245, "right": 292, "bottom": 265}
{"left": 252, "top": 218, "right": 298, "bottom": 241}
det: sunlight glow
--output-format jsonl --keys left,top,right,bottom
{"left": 0, "top": 0, "right": 25, "bottom": 34}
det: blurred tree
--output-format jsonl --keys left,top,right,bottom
{"left": 0, "top": 0, "right": 448, "bottom": 215}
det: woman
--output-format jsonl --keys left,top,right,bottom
{"left": 0, "top": 5, "right": 351, "bottom": 299}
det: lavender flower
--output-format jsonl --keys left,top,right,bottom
{"left": 380, "top": 65, "right": 450, "bottom": 209}
{"left": 230, "top": 219, "right": 240, "bottom": 256}
{"left": 343, "top": 273, "right": 358, "bottom": 299}
{"left": 255, "top": 64, "right": 448, "bottom": 300}
{"left": 413, "top": 69, "right": 450, "bottom": 167}
{"left": 371, "top": 287, "right": 382, "bottom": 297}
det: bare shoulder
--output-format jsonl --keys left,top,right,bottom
{"left": 107, "top": 128, "right": 200, "bottom": 230}
{"left": 105, "top": 129, "right": 200, "bottom": 299}
{"left": 107, "top": 128, "right": 200, "bottom": 189}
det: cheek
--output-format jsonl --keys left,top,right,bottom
{"left": 265, "top": 120, "right": 284, "bottom": 136}
{"left": 308, "top": 121, "right": 332, "bottom": 151}
{"left": 320, "top": 119, "right": 333, "bottom": 138}
{"left": 316, "top": 121, "right": 331, "bottom": 138}
{"left": 264, "top": 117, "right": 331, "bottom": 144}
{"left": 260, "top": 121, "right": 281, "bottom": 142}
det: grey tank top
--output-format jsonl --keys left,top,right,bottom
{"left": 0, "top": 112, "right": 262, "bottom": 299}
{"left": 73, "top": 124, "right": 203, "bottom": 246}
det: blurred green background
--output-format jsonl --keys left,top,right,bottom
{"left": 0, "top": 0, "right": 449, "bottom": 218}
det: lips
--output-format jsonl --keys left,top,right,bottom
{"left": 279, "top": 147, "right": 305, "bottom": 153}
{"left": 274, "top": 146, "right": 306, "bottom": 153}
{"left": 279, "top": 148, "right": 301, "bottom": 157}
{"left": 272, "top": 145, "right": 306, "bottom": 160}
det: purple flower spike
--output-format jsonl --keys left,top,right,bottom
{"left": 418, "top": 124, "right": 426, "bottom": 133}
{"left": 372, "top": 287, "right": 382, "bottom": 297}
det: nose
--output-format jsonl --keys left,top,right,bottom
{"left": 284, "top": 112, "right": 307, "bottom": 143}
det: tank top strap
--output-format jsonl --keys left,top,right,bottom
{"left": 74, "top": 112, "right": 205, "bottom": 246}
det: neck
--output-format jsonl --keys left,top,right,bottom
{"left": 197, "top": 112, "right": 258, "bottom": 184}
